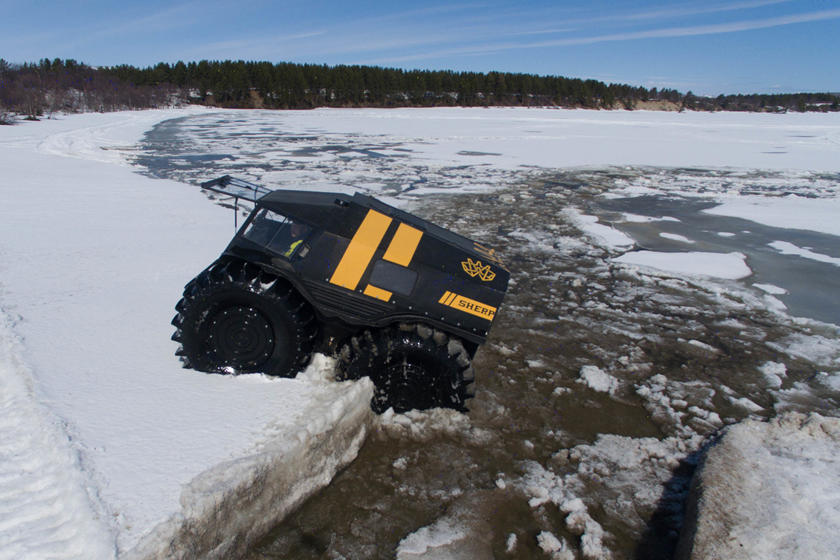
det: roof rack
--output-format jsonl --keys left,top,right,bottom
{"left": 200, "top": 175, "right": 272, "bottom": 202}
{"left": 199, "top": 175, "right": 273, "bottom": 229}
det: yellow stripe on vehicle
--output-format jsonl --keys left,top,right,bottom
{"left": 438, "top": 291, "right": 456, "bottom": 306}
{"left": 439, "top": 292, "right": 497, "bottom": 322}
{"left": 383, "top": 223, "right": 423, "bottom": 266}
{"left": 363, "top": 284, "right": 392, "bottom": 302}
{"left": 330, "top": 210, "right": 393, "bottom": 290}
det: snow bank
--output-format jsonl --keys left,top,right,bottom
{"left": 678, "top": 413, "right": 840, "bottom": 560}
{"left": 0, "top": 110, "right": 373, "bottom": 558}
{"left": 125, "top": 357, "right": 374, "bottom": 560}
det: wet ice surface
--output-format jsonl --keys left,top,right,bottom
{"left": 133, "top": 112, "right": 840, "bottom": 559}
{"left": 589, "top": 176, "right": 840, "bottom": 326}
{"left": 134, "top": 111, "right": 526, "bottom": 199}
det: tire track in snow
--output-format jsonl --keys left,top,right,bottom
{"left": 36, "top": 117, "right": 145, "bottom": 166}
{"left": 0, "top": 311, "right": 114, "bottom": 560}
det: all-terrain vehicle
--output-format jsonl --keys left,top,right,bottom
{"left": 172, "top": 176, "right": 509, "bottom": 413}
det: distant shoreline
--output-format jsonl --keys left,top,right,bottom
{"left": 2, "top": 58, "right": 838, "bottom": 124}
{"left": 8, "top": 98, "right": 840, "bottom": 128}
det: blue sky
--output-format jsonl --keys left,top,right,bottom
{"left": 1, "top": 0, "right": 838, "bottom": 95}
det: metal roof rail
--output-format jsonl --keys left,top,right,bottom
{"left": 199, "top": 175, "right": 273, "bottom": 229}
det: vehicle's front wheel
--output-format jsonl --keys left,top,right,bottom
{"left": 172, "top": 260, "right": 317, "bottom": 376}
{"left": 337, "top": 324, "right": 474, "bottom": 413}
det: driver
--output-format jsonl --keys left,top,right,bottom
{"left": 282, "top": 222, "right": 306, "bottom": 257}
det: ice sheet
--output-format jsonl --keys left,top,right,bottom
{"left": 613, "top": 251, "right": 752, "bottom": 280}
{"left": 704, "top": 195, "right": 840, "bottom": 237}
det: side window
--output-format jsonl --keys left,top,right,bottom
{"left": 242, "top": 209, "right": 312, "bottom": 258}
{"left": 268, "top": 219, "right": 312, "bottom": 258}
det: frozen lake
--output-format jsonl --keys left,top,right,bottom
{"left": 130, "top": 108, "right": 840, "bottom": 559}
{"left": 136, "top": 110, "right": 840, "bottom": 327}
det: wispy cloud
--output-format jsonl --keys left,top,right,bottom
{"left": 191, "top": 31, "right": 329, "bottom": 57}
{"left": 369, "top": 7, "right": 840, "bottom": 64}
{"left": 537, "top": 7, "right": 840, "bottom": 46}
{"left": 343, "top": 2, "right": 488, "bottom": 26}
{"left": 110, "top": 2, "right": 203, "bottom": 34}
{"left": 444, "top": 0, "right": 794, "bottom": 37}
{"left": 166, "top": 1, "right": 814, "bottom": 68}
{"left": 617, "top": 0, "right": 792, "bottom": 22}
{"left": 183, "top": 4, "right": 482, "bottom": 61}
{"left": 50, "top": 1, "right": 210, "bottom": 54}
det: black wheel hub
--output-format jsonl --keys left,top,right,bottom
{"left": 208, "top": 305, "right": 274, "bottom": 371}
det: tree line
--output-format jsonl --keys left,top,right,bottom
{"left": 2, "top": 58, "right": 838, "bottom": 123}
{"left": 0, "top": 58, "right": 178, "bottom": 123}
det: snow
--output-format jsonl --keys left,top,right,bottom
{"left": 768, "top": 240, "right": 840, "bottom": 267}
{"left": 704, "top": 195, "right": 840, "bottom": 237}
{"left": 0, "top": 311, "right": 113, "bottom": 559}
{"left": 0, "top": 110, "right": 373, "bottom": 559}
{"left": 194, "top": 107, "right": 840, "bottom": 173}
{"left": 375, "top": 408, "right": 493, "bottom": 445}
{"left": 396, "top": 518, "right": 466, "bottom": 557}
{"left": 621, "top": 213, "right": 680, "bottom": 223}
{"left": 537, "top": 531, "right": 574, "bottom": 560}
{"left": 681, "top": 413, "right": 840, "bottom": 560}
{"left": 758, "top": 361, "right": 788, "bottom": 389}
{"left": 767, "top": 334, "right": 840, "bottom": 368}
{"left": 517, "top": 435, "right": 691, "bottom": 560}
{"left": 753, "top": 283, "right": 788, "bottom": 295}
{"left": 564, "top": 210, "right": 635, "bottom": 251}
{"left": 659, "top": 232, "right": 695, "bottom": 244}
{"left": 3, "top": 106, "right": 840, "bottom": 558}
{"left": 613, "top": 251, "right": 752, "bottom": 280}
{"left": 395, "top": 492, "right": 498, "bottom": 560}
{"left": 819, "top": 372, "right": 840, "bottom": 392}
{"left": 577, "top": 365, "right": 619, "bottom": 394}
{"left": 505, "top": 533, "right": 517, "bottom": 553}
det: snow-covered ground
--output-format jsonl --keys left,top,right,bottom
{"left": 2, "top": 107, "right": 840, "bottom": 559}
{"left": 0, "top": 109, "right": 373, "bottom": 559}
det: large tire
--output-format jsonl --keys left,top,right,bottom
{"left": 337, "top": 323, "right": 475, "bottom": 413}
{"left": 172, "top": 260, "right": 317, "bottom": 377}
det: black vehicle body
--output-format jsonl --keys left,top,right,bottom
{"left": 174, "top": 176, "right": 509, "bottom": 412}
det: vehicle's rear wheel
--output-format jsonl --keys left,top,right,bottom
{"left": 172, "top": 260, "right": 317, "bottom": 376}
{"left": 337, "top": 324, "right": 474, "bottom": 413}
